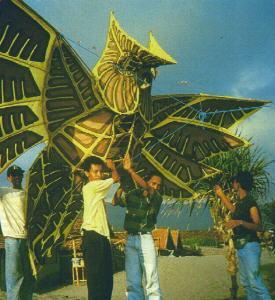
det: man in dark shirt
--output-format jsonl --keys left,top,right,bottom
{"left": 113, "top": 155, "right": 163, "bottom": 300}
{"left": 214, "top": 171, "right": 271, "bottom": 300}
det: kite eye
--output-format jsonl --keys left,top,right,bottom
{"left": 116, "top": 53, "right": 142, "bottom": 75}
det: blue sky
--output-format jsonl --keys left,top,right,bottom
{"left": 2, "top": 0, "right": 275, "bottom": 197}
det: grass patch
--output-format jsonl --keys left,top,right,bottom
{"left": 182, "top": 236, "right": 221, "bottom": 247}
{"left": 261, "top": 263, "right": 275, "bottom": 298}
{"left": 180, "top": 230, "right": 223, "bottom": 248}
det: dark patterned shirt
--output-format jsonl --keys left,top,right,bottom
{"left": 117, "top": 188, "right": 163, "bottom": 233}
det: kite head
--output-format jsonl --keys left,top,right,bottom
{"left": 93, "top": 13, "right": 177, "bottom": 115}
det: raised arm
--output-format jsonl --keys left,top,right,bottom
{"left": 106, "top": 159, "right": 120, "bottom": 183}
{"left": 214, "top": 185, "right": 235, "bottom": 212}
{"left": 73, "top": 169, "right": 86, "bottom": 193}
{"left": 123, "top": 154, "right": 148, "bottom": 190}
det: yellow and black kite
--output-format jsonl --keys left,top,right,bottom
{"left": 0, "top": 0, "right": 269, "bottom": 263}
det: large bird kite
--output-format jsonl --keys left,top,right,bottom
{"left": 0, "top": 0, "right": 269, "bottom": 264}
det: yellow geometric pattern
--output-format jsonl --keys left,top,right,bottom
{"left": 0, "top": 0, "right": 269, "bottom": 264}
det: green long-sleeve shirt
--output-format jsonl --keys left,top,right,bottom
{"left": 116, "top": 188, "right": 163, "bottom": 233}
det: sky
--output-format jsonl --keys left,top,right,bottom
{"left": 1, "top": 0, "right": 275, "bottom": 199}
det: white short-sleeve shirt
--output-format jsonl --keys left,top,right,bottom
{"left": 0, "top": 187, "right": 27, "bottom": 239}
{"left": 81, "top": 178, "right": 114, "bottom": 238}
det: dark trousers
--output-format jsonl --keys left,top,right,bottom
{"left": 82, "top": 230, "right": 113, "bottom": 300}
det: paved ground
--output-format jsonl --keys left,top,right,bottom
{"left": 1, "top": 249, "right": 274, "bottom": 300}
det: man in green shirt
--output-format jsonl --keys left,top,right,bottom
{"left": 113, "top": 155, "right": 163, "bottom": 300}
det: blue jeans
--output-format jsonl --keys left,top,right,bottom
{"left": 5, "top": 238, "right": 34, "bottom": 300}
{"left": 125, "top": 233, "right": 162, "bottom": 300}
{"left": 237, "top": 242, "right": 271, "bottom": 300}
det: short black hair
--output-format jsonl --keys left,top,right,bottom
{"left": 81, "top": 156, "right": 105, "bottom": 172}
{"left": 145, "top": 171, "right": 162, "bottom": 182}
{"left": 231, "top": 171, "right": 254, "bottom": 192}
{"left": 7, "top": 165, "right": 24, "bottom": 177}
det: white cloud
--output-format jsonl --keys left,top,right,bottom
{"left": 231, "top": 66, "right": 275, "bottom": 97}
{"left": 235, "top": 108, "right": 275, "bottom": 154}
{"left": 230, "top": 65, "right": 275, "bottom": 154}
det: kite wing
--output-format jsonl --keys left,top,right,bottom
{"left": 0, "top": 0, "right": 100, "bottom": 173}
{"left": 0, "top": 0, "right": 52, "bottom": 172}
{"left": 26, "top": 146, "right": 83, "bottom": 264}
{"left": 152, "top": 94, "right": 269, "bottom": 128}
{"left": 134, "top": 94, "right": 270, "bottom": 200}
{"left": 137, "top": 119, "right": 247, "bottom": 200}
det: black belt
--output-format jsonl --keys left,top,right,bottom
{"left": 128, "top": 231, "right": 151, "bottom": 236}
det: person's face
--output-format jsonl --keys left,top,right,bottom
{"left": 85, "top": 164, "right": 103, "bottom": 181}
{"left": 147, "top": 175, "right": 162, "bottom": 194}
{"left": 232, "top": 180, "right": 240, "bottom": 191}
{"left": 8, "top": 174, "right": 23, "bottom": 189}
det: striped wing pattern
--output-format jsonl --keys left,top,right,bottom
{"left": 0, "top": 0, "right": 53, "bottom": 171}
{"left": 26, "top": 146, "right": 83, "bottom": 264}
{"left": 0, "top": 0, "right": 99, "bottom": 169}
{"left": 174, "top": 95, "right": 269, "bottom": 129}
{"left": 45, "top": 38, "right": 99, "bottom": 133}
{"left": 138, "top": 94, "right": 269, "bottom": 200}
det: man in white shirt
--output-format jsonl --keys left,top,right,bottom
{"left": 0, "top": 165, "right": 34, "bottom": 300}
{"left": 81, "top": 156, "right": 119, "bottom": 300}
